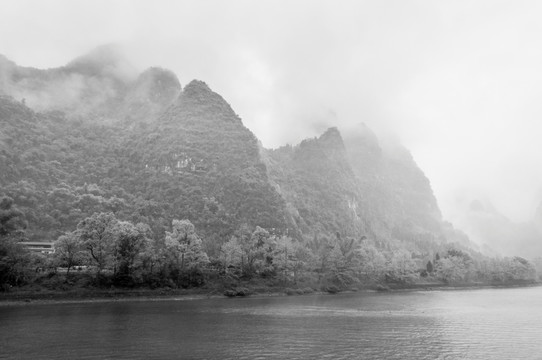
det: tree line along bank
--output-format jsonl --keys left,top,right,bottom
{"left": 0, "top": 196, "right": 539, "bottom": 295}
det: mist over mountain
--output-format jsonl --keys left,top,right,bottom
{"left": 0, "top": 45, "right": 141, "bottom": 121}
{"left": 452, "top": 197, "right": 542, "bottom": 258}
{"left": 0, "top": 47, "right": 516, "bottom": 262}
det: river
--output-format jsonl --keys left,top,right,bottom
{"left": 1, "top": 286, "right": 542, "bottom": 359}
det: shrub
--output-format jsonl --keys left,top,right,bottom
{"left": 235, "top": 287, "right": 250, "bottom": 297}
{"left": 322, "top": 285, "right": 340, "bottom": 294}
{"left": 284, "top": 288, "right": 296, "bottom": 295}
{"left": 224, "top": 287, "right": 251, "bottom": 297}
{"left": 224, "top": 289, "right": 237, "bottom": 297}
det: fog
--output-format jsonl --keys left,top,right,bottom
{"left": 2, "top": 0, "right": 542, "bottom": 232}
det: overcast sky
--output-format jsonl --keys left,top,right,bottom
{"left": 2, "top": 0, "right": 542, "bottom": 225}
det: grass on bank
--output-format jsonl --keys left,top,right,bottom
{"left": 1, "top": 269, "right": 538, "bottom": 303}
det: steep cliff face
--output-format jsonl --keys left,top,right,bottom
{"left": 343, "top": 124, "right": 443, "bottom": 242}
{"left": 265, "top": 127, "right": 365, "bottom": 237}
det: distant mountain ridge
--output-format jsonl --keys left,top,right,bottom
{"left": 452, "top": 198, "right": 542, "bottom": 258}
{"left": 0, "top": 47, "right": 474, "bottom": 259}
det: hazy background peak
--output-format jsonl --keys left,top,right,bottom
{"left": 2, "top": 0, "right": 542, "bottom": 230}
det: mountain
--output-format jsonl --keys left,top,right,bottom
{"left": 343, "top": 124, "right": 444, "bottom": 245}
{"left": 119, "top": 67, "right": 181, "bottom": 124}
{"left": 264, "top": 122, "right": 470, "bottom": 256}
{"left": 0, "top": 48, "right": 476, "bottom": 260}
{"left": 453, "top": 198, "right": 542, "bottom": 258}
{"left": 264, "top": 127, "right": 365, "bottom": 237}
{"left": 117, "top": 79, "right": 294, "bottom": 254}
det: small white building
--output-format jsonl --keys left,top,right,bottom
{"left": 19, "top": 241, "right": 55, "bottom": 254}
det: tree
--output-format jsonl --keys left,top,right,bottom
{"left": 0, "top": 196, "right": 27, "bottom": 239}
{"left": 54, "top": 232, "right": 83, "bottom": 277}
{"left": 232, "top": 225, "right": 267, "bottom": 277}
{"left": 357, "top": 241, "right": 387, "bottom": 282}
{"left": 165, "top": 219, "right": 209, "bottom": 274}
{"left": 426, "top": 260, "right": 434, "bottom": 274}
{"left": 388, "top": 249, "right": 417, "bottom": 283}
{"left": 273, "top": 236, "right": 312, "bottom": 284}
{"left": 114, "top": 222, "right": 151, "bottom": 279}
{"left": 139, "top": 236, "right": 165, "bottom": 279}
{"left": 325, "top": 236, "right": 362, "bottom": 288}
{"left": 290, "top": 241, "right": 313, "bottom": 284}
{"left": 77, "top": 212, "right": 119, "bottom": 277}
{"left": 307, "top": 234, "right": 335, "bottom": 283}
{"left": 503, "top": 257, "right": 537, "bottom": 282}
{"left": 0, "top": 197, "right": 31, "bottom": 288}
{"left": 436, "top": 257, "right": 466, "bottom": 283}
{"left": 273, "top": 236, "right": 294, "bottom": 282}
{"left": 219, "top": 237, "right": 243, "bottom": 274}
{"left": 435, "top": 249, "right": 473, "bottom": 283}
{"left": 0, "top": 240, "right": 32, "bottom": 289}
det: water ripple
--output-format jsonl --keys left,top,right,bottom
{"left": 1, "top": 287, "right": 542, "bottom": 359}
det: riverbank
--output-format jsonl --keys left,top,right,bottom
{"left": 0, "top": 278, "right": 296, "bottom": 305}
{"left": 0, "top": 288, "right": 223, "bottom": 306}
{"left": 382, "top": 280, "right": 541, "bottom": 291}
{"left": 0, "top": 286, "right": 313, "bottom": 306}
{"left": 1, "top": 279, "right": 539, "bottom": 306}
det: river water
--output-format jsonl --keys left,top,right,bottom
{"left": 1, "top": 287, "right": 542, "bottom": 359}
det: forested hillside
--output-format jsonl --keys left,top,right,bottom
{"left": 1, "top": 49, "right": 538, "bottom": 293}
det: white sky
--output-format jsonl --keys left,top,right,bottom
{"left": 2, "top": 0, "right": 542, "bottom": 224}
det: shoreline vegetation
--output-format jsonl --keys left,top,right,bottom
{"left": 1, "top": 278, "right": 539, "bottom": 306}
{"left": 2, "top": 199, "right": 541, "bottom": 305}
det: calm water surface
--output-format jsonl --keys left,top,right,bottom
{"left": 1, "top": 287, "right": 542, "bottom": 359}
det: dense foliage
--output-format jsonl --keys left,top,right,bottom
{"left": 0, "top": 205, "right": 538, "bottom": 293}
